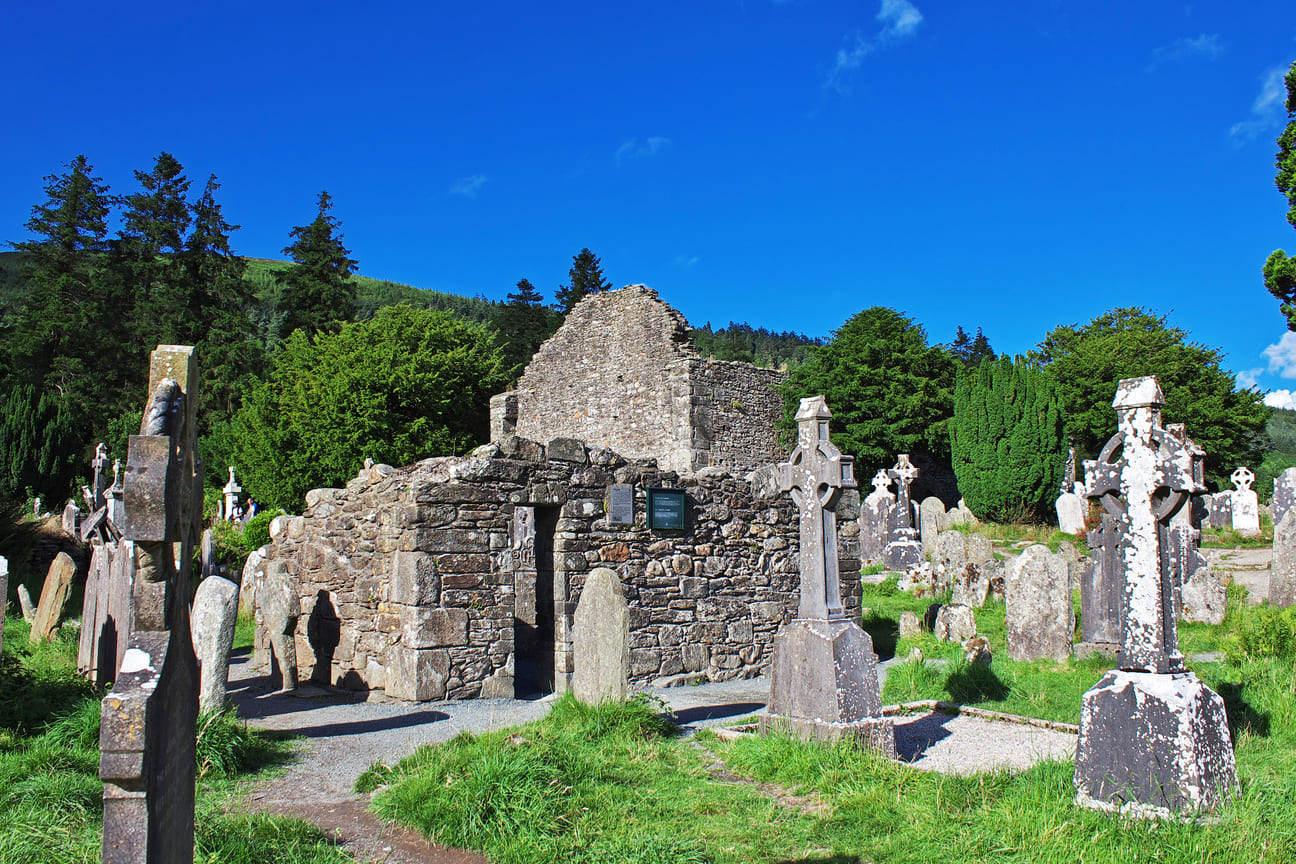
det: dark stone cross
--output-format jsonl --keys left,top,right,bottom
{"left": 1083, "top": 377, "right": 1199, "bottom": 674}
{"left": 887, "top": 454, "right": 918, "bottom": 532}
{"left": 779, "top": 395, "right": 856, "bottom": 620}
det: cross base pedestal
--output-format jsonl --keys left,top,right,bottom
{"left": 1074, "top": 669, "right": 1237, "bottom": 817}
{"left": 759, "top": 618, "right": 895, "bottom": 757}
{"left": 883, "top": 537, "right": 923, "bottom": 571}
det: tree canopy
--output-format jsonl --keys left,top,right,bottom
{"left": 1033, "top": 307, "right": 1267, "bottom": 487}
{"left": 277, "top": 191, "right": 358, "bottom": 337}
{"left": 1265, "top": 61, "right": 1296, "bottom": 329}
{"left": 781, "top": 306, "right": 956, "bottom": 477}
{"left": 230, "top": 305, "right": 510, "bottom": 510}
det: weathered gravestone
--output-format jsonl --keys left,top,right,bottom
{"left": 572, "top": 567, "right": 630, "bottom": 703}
{"left": 760, "top": 396, "right": 894, "bottom": 755}
{"left": 1272, "top": 509, "right": 1296, "bottom": 608}
{"left": 1229, "top": 466, "right": 1260, "bottom": 537}
{"left": 1005, "top": 545, "right": 1073, "bottom": 662}
{"left": 1273, "top": 467, "right": 1296, "bottom": 530}
{"left": 1055, "top": 492, "right": 1086, "bottom": 535}
{"left": 882, "top": 455, "right": 923, "bottom": 571}
{"left": 1074, "top": 376, "right": 1237, "bottom": 816}
{"left": 898, "top": 609, "right": 920, "bottom": 639}
{"left": 859, "top": 470, "right": 895, "bottom": 562}
{"left": 934, "top": 530, "right": 994, "bottom": 605}
{"left": 191, "top": 574, "right": 241, "bottom": 713}
{"left": 260, "top": 560, "right": 301, "bottom": 692}
{"left": 1207, "top": 492, "right": 1232, "bottom": 530}
{"left": 919, "top": 496, "right": 945, "bottom": 557}
{"left": 934, "top": 604, "right": 976, "bottom": 643}
{"left": 77, "top": 444, "right": 137, "bottom": 687}
{"left": 100, "top": 345, "right": 202, "bottom": 864}
{"left": 30, "top": 551, "right": 77, "bottom": 644}
{"left": 1077, "top": 514, "right": 1122, "bottom": 657}
{"left": 221, "top": 467, "right": 243, "bottom": 521}
{"left": 0, "top": 555, "right": 7, "bottom": 646}
{"left": 17, "top": 584, "right": 35, "bottom": 622}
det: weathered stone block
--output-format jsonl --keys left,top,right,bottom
{"left": 547, "top": 438, "right": 588, "bottom": 464}
{"left": 680, "top": 576, "right": 708, "bottom": 598}
{"left": 400, "top": 607, "right": 469, "bottom": 649}
{"left": 385, "top": 646, "right": 449, "bottom": 701}
{"left": 390, "top": 551, "right": 439, "bottom": 606}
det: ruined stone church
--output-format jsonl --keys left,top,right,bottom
{"left": 253, "top": 286, "right": 862, "bottom": 701}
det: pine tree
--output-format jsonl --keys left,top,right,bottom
{"left": 554, "top": 247, "right": 612, "bottom": 312}
{"left": 278, "top": 191, "right": 358, "bottom": 336}
{"left": 949, "top": 326, "right": 996, "bottom": 366}
{"left": 950, "top": 356, "right": 1066, "bottom": 523}
{"left": 493, "top": 278, "right": 560, "bottom": 376}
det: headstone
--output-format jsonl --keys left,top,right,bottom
{"left": 859, "top": 470, "right": 895, "bottom": 562}
{"left": 919, "top": 496, "right": 945, "bottom": 556}
{"left": 1005, "top": 545, "right": 1073, "bottom": 662}
{"left": 934, "top": 604, "right": 976, "bottom": 643}
{"left": 1271, "top": 508, "right": 1296, "bottom": 608}
{"left": 260, "top": 560, "right": 300, "bottom": 691}
{"left": 1229, "top": 466, "right": 1260, "bottom": 537}
{"left": 1078, "top": 514, "right": 1122, "bottom": 648}
{"left": 1208, "top": 492, "right": 1232, "bottom": 530}
{"left": 30, "top": 552, "right": 76, "bottom": 644}
{"left": 883, "top": 455, "right": 923, "bottom": 570}
{"left": 760, "top": 396, "right": 894, "bottom": 755}
{"left": 191, "top": 574, "right": 241, "bottom": 713}
{"left": 92, "top": 442, "right": 110, "bottom": 510}
{"left": 571, "top": 567, "right": 629, "bottom": 703}
{"left": 62, "top": 501, "right": 81, "bottom": 537}
{"left": 963, "top": 636, "right": 992, "bottom": 665}
{"left": 0, "top": 556, "right": 7, "bottom": 646}
{"left": 100, "top": 344, "right": 202, "bottom": 864}
{"left": 1055, "top": 492, "right": 1086, "bottom": 534}
{"left": 1274, "top": 467, "right": 1296, "bottom": 530}
{"left": 18, "top": 584, "right": 36, "bottom": 622}
{"left": 898, "top": 610, "right": 920, "bottom": 639}
{"left": 1180, "top": 568, "right": 1226, "bottom": 624}
{"left": 222, "top": 467, "right": 243, "bottom": 522}
{"left": 1074, "top": 376, "right": 1236, "bottom": 817}
{"left": 107, "top": 459, "right": 125, "bottom": 527}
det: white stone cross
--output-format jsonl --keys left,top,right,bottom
{"left": 779, "top": 396, "right": 856, "bottom": 620}
{"left": 1231, "top": 466, "right": 1254, "bottom": 493}
{"left": 870, "top": 470, "right": 892, "bottom": 497}
{"left": 1083, "top": 376, "right": 1199, "bottom": 674}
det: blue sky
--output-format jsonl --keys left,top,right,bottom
{"left": 3, "top": 2, "right": 1296, "bottom": 404}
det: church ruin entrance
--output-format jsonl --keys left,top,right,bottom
{"left": 513, "top": 505, "right": 559, "bottom": 696}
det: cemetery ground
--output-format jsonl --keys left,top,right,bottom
{"left": 3, "top": 553, "right": 1294, "bottom": 862}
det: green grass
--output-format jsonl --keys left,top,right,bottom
{"left": 0, "top": 613, "right": 350, "bottom": 864}
{"left": 1201, "top": 511, "right": 1274, "bottom": 548}
{"left": 947, "top": 520, "right": 1077, "bottom": 552}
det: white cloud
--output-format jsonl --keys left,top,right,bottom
{"left": 673, "top": 255, "right": 700, "bottom": 268}
{"left": 449, "top": 175, "right": 487, "bottom": 198}
{"left": 1266, "top": 389, "right": 1296, "bottom": 410}
{"left": 827, "top": 1, "right": 923, "bottom": 92}
{"left": 1264, "top": 331, "right": 1296, "bottom": 377}
{"left": 1229, "top": 66, "right": 1289, "bottom": 142}
{"left": 1236, "top": 367, "right": 1263, "bottom": 389}
{"left": 1148, "top": 34, "right": 1223, "bottom": 70}
{"left": 615, "top": 136, "right": 672, "bottom": 165}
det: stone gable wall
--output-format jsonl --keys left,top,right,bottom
{"left": 256, "top": 438, "right": 862, "bottom": 701}
{"left": 507, "top": 285, "right": 786, "bottom": 474}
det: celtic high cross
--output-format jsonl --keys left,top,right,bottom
{"left": 779, "top": 396, "right": 856, "bottom": 620}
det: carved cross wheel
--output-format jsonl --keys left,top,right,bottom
{"left": 1087, "top": 425, "right": 1191, "bottom": 522}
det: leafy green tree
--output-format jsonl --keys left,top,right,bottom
{"left": 277, "top": 191, "right": 358, "bottom": 337}
{"left": 231, "top": 305, "right": 510, "bottom": 510}
{"left": 1034, "top": 307, "right": 1268, "bottom": 486}
{"left": 554, "top": 247, "right": 611, "bottom": 313}
{"left": 0, "top": 383, "right": 82, "bottom": 505}
{"left": 950, "top": 356, "right": 1065, "bottom": 522}
{"left": 781, "top": 306, "right": 957, "bottom": 477}
{"left": 1265, "top": 62, "right": 1296, "bottom": 329}
{"left": 492, "top": 278, "right": 561, "bottom": 376}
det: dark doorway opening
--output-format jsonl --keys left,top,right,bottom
{"left": 515, "top": 506, "right": 558, "bottom": 696}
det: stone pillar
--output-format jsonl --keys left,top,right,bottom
{"left": 1074, "top": 376, "right": 1237, "bottom": 817}
{"left": 490, "top": 391, "right": 519, "bottom": 441}
{"left": 1273, "top": 466, "right": 1296, "bottom": 529}
{"left": 760, "top": 396, "right": 894, "bottom": 755}
{"left": 1272, "top": 509, "right": 1296, "bottom": 608}
{"left": 571, "top": 567, "right": 629, "bottom": 703}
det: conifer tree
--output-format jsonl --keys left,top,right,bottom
{"left": 277, "top": 191, "right": 358, "bottom": 337}
{"left": 116, "top": 152, "right": 192, "bottom": 354}
{"left": 1265, "top": 62, "right": 1296, "bottom": 328}
{"left": 493, "top": 278, "right": 560, "bottom": 375}
{"left": 554, "top": 247, "right": 611, "bottom": 312}
{"left": 950, "top": 356, "right": 1066, "bottom": 523}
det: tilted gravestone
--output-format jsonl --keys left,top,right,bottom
{"left": 1229, "top": 466, "right": 1260, "bottom": 537}
{"left": 1272, "top": 509, "right": 1296, "bottom": 609}
{"left": 100, "top": 345, "right": 202, "bottom": 864}
{"left": 1005, "top": 545, "right": 1073, "bottom": 662}
{"left": 30, "top": 552, "right": 77, "bottom": 644}
{"left": 882, "top": 455, "right": 923, "bottom": 571}
{"left": 572, "top": 567, "right": 630, "bottom": 703}
{"left": 1055, "top": 492, "right": 1086, "bottom": 535}
{"left": 1074, "top": 376, "right": 1236, "bottom": 817}
{"left": 859, "top": 470, "right": 895, "bottom": 563}
{"left": 1273, "top": 466, "right": 1296, "bottom": 530}
{"left": 191, "top": 574, "right": 241, "bottom": 713}
{"left": 760, "top": 396, "right": 894, "bottom": 755}
{"left": 17, "top": 584, "right": 35, "bottom": 622}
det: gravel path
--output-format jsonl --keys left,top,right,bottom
{"left": 228, "top": 651, "right": 1078, "bottom": 862}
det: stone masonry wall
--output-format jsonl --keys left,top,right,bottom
{"left": 258, "top": 436, "right": 862, "bottom": 701}
{"left": 508, "top": 286, "right": 786, "bottom": 475}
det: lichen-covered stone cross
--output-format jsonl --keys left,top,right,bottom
{"left": 779, "top": 396, "right": 856, "bottom": 620}
{"left": 1082, "top": 376, "right": 1198, "bottom": 673}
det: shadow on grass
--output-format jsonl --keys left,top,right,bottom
{"left": 861, "top": 612, "right": 897, "bottom": 661}
{"left": 943, "top": 663, "right": 1010, "bottom": 704}
{"left": 1216, "top": 680, "right": 1271, "bottom": 739}
{"left": 0, "top": 650, "right": 99, "bottom": 734}
{"left": 777, "top": 857, "right": 861, "bottom": 863}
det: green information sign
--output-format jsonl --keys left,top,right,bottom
{"left": 646, "top": 487, "right": 687, "bottom": 530}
